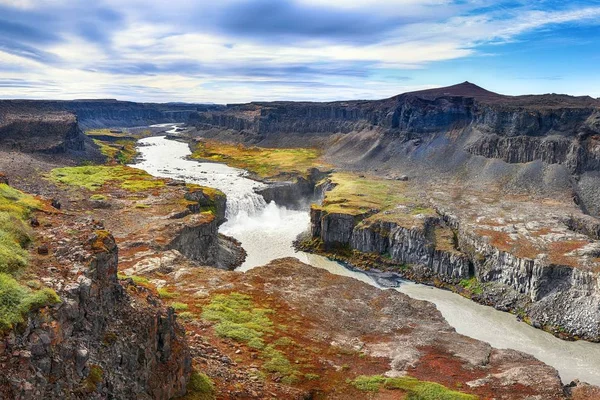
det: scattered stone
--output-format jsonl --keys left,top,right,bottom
{"left": 51, "top": 199, "right": 61, "bottom": 210}
{"left": 37, "top": 245, "right": 49, "bottom": 255}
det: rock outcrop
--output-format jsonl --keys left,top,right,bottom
{"left": 309, "top": 193, "right": 600, "bottom": 341}
{"left": 167, "top": 187, "right": 245, "bottom": 269}
{"left": 0, "top": 111, "right": 86, "bottom": 153}
{"left": 0, "top": 100, "right": 224, "bottom": 130}
{"left": 0, "top": 231, "right": 190, "bottom": 400}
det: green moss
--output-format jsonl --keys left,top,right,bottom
{"left": 82, "top": 365, "right": 104, "bottom": 393}
{"left": 351, "top": 375, "right": 388, "bottom": 391}
{"left": 191, "top": 141, "right": 323, "bottom": 179}
{"left": 0, "top": 230, "right": 29, "bottom": 275}
{"left": 171, "top": 302, "right": 189, "bottom": 311}
{"left": 201, "top": 293, "right": 301, "bottom": 384}
{"left": 305, "top": 373, "right": 320, "bottom": 381}
{"left": 89, "top": 194, "right": 107, "bottom": 201}
{"left": 117, "top": 273, "right": 150, "bottom": 286}
{"left": 48, "top": 165, "right": 164, "bottom": 192}
{"left": 0, "top": 184, "right": 42, "bottom": 217}
{"left": 179, "top": 370, "right": 216, "bottom": 400}
{"left": 201, "top": 293, "right": 274, "bottom": 345}
{"left": 0, "top": 185, "right": 42, "bottom": 275}
{"left": 350, "top": 375, "right": 477, "bottom": 399}
{"left": 158, "top": 288, "right": 178, "bottom": 299}
{"left": 0, "top": 273, "right": 61, "bottom": 332}
{"left": 178, "top": 311, "right": 195, "bottom": 321}
{"left": 262, "top": 345, "right": 295, "bottom": 375}
{"left": 459, "top": 277, "right": 483, "bottom": 295}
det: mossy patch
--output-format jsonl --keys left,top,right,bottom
{"left": 117, "top": 273, "right": 150, "bottom": 286}
{"left": 318, "top": 173, "right": 434, "bottom": 228}
{"left": 178, "top": 370, "right": 216, "bottom": 400}
{"left": 158, "top": 288, "right": 178, "bottom": 299}
{"left": 49, "top": 165, "right": 164, "bottom": 192}
{"left": 201, "top": 292, "right": 300, "bottom": 382}
{"left": 0, "top": 273, "right": 61, "bottom": 332}
{"left": 459, "top": 277, "right": 483, "bottom": 295}
{"left": 0, "top": 183, "right": 42, "bottom": 218}
{"left": 191, "top": 140, "right": 323, "bottom": 179}
{"left": 171, "top": 302, "right": 189, "bottom": 311}
{"left": 350, "top": 375, "right": 477, "bottom": 399}
{"left": 202, "top": 292, "right": 274, "bottom": 348}
{"left": 0, "top": 185, "right": 59, "bottom": 333}
{"left": 82, "top": 365, "right": 104, "bottom": 393}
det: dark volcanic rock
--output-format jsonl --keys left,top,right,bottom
{"left": 0, "top": 111, "right": 85, "bottom": 153}
{"left": 0, "top": 99, "right": 224, "bottom": 129}
{"left": 188, "top": 82, "right": 600, "bottom": 172}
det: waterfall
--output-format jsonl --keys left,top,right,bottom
{"left": 225, "top": 191, "right": 267, "bottom": 220}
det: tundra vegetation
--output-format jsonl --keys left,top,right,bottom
{"left": 49, "top": 165, "right": 164, "bottom": 191}
{"left": 191, "top": 140, "right": 324, "bottom": 179}
{"left": 350, "top": 375, "right": 478, "bottom": 399}
{"left": 315, "top": 172, "right": 436, "bottom": 226}
{"left": 0, "top": 184, "right": 60, "bottom": 332}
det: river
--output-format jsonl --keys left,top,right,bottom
{"left": 133, "top": 132, "right": 600, "bottom": 386}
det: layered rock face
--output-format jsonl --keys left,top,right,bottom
{"left": 0, "top": 111, "right": 85, "bottom": 153}
{"left": 0, "top": 231, "right": 190, "bottom": 400}
{"left": 166, "top": 187, "right": 246, "bottom": 269}
{"left": 310, "top": 207, "right": 472, "bottom": 283}
{"left": 310, "top": 193, "right": 600, "bottom": 340}
{"left": 0, "top": 100, "right": 223, "bottom": 130}
{"left": 188, "top": 82, "right": 600, "bottom": 174}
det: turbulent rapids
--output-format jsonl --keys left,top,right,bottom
{"left": 133, "top": 131, "right": 600, "bottom": 386}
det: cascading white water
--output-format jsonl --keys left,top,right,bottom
{"left": 133, "top": 131, "right": 600, "bottom": 386}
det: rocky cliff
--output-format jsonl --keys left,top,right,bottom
{"left": 166, "top": 186, "right": 246, "bottom": 269}
{"left": 0, "top": 230, "right": 190, "bottom": 399}
{"left": 188, "top": 82, "right": 600, "bottom": 176}
{"left": 0, "top": 100, "right": 224, "bottom": 130}
{"left": 0, "top": 111, "right": 86, "bottom": 153}
{"left": 307, "top": 184, "right": 600, "bottom": 341}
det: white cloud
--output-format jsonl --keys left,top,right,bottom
{"left": 1, "top": 1, "right": 600, "bottom": 101}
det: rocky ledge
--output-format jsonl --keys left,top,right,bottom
{"left": 0, "top": 110, "right": 86, "bottom": 154}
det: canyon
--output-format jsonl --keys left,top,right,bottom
{"left": 1, "top": 83, "right": 600, "bottom": 399}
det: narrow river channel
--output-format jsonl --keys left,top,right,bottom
{"left": 133, "top": 132, "right": 600, "bottom": 386}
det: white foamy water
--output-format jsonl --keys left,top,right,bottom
{"left": 133, "top": 131, "right": 600, "bottom": 386}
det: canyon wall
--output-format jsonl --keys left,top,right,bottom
{"left": 0, "top": 100, "right": 223, "bottom": 129}
{"left": 188, "top": 82, "right": 600, "bottom": 173}
{"left": 0, "top": 111, "right": 86, "bottom": 153}
{"left": 167, "top": 187, "right": 246, "bottom": 269}
{"left": 309, "top": 201, "right": 600, "bottom": 341}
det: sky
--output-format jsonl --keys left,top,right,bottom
{"left": 0, "top": 0, "right": 599, "bottom": 103}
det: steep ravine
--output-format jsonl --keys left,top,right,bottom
{"left": 135, "top": 134, "right": 600, "bottom": 387}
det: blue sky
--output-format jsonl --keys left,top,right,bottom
{"left": 0, "top": 0, "right": 599, "bottom": 103}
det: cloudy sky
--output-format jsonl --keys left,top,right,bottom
{"left": 0, "top": 0, "right": 599, "bottom": 103}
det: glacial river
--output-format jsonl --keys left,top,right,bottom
{"left": 133, "top": 132, "right": 600, "bottom": 386}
